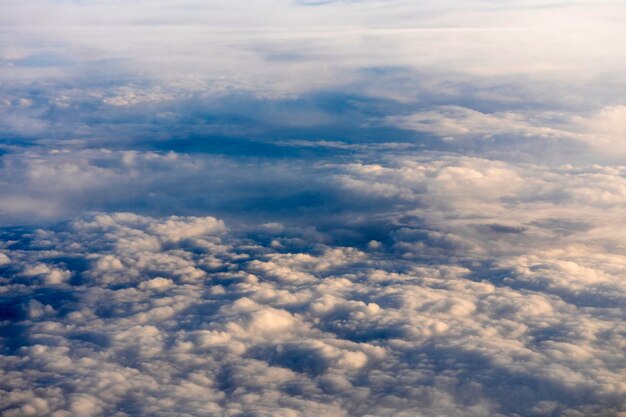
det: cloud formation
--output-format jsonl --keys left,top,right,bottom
{"left": 1, "top": 1, "right": 626, "bottom": 416}
{"left": 1, "top": 151, "right": 625, "bottom": 417}
{"left": 385, "top": 105, "right": 626, "bottom": 161}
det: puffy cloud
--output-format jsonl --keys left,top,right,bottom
{"left": 1, "top": 202, "right": 625, "bottom": 416}
{"left": 1, "top": 1, "right": 626, "bottom": 416}
{"left": 334, "top": 155, "right": 626, "bottom": 257}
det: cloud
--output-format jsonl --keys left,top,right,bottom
{"left": 385, "top": 105, "right": 626, "bottom": 161}
{"left": 334, "top": 155, "right": 626, "bottom": 258}
{"left": 1, "top": 1, "right": 626, "bottom": 416}
{"left": 1, "top": 200, "right": 625, "bottom": 416}
{"left": 386, "top": 106, "right": 569, "bottom": 141}
{"left": 0, "top": 147, "right": 344, "bottom": 226}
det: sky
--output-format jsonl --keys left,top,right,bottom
{"left": 1, "top": 1, "right": 626, "bottom": 416}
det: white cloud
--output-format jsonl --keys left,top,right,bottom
{"left": 386, "top": 105, "right": 626, "bottom": 159}
{"left": 1, "top": 2, "right": 625, "bottom": 416}
{"left": 1, "top": 199, "right": 624, "bottom": 416}
{"left": 3, "top": 0, "right": 626, "bottom": 98}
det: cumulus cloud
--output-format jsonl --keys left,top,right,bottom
{"left": 1, "top": 1, "right": 626, "bottom": 416}
{"left": 334, "top": 155, "right": 626, "bottom": 258}
{"left": 1, "top": 188, "right": 625, "bottom": 417}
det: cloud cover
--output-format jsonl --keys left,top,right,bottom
{"left": 1, "top": 0, "right": 626, "bottom": 416}
{"left": 1, "top": 153, "right": 625, "bottom": 417}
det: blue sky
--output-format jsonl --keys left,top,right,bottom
{"left": 1, "top": 1, "right": 626, "bottom": 416}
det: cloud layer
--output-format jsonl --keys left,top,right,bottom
{"left": 1, "top": 152, "right": 625, "bottom": 417}
{"left": 2, "top": 1, "right": 626, "bottom": 416}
